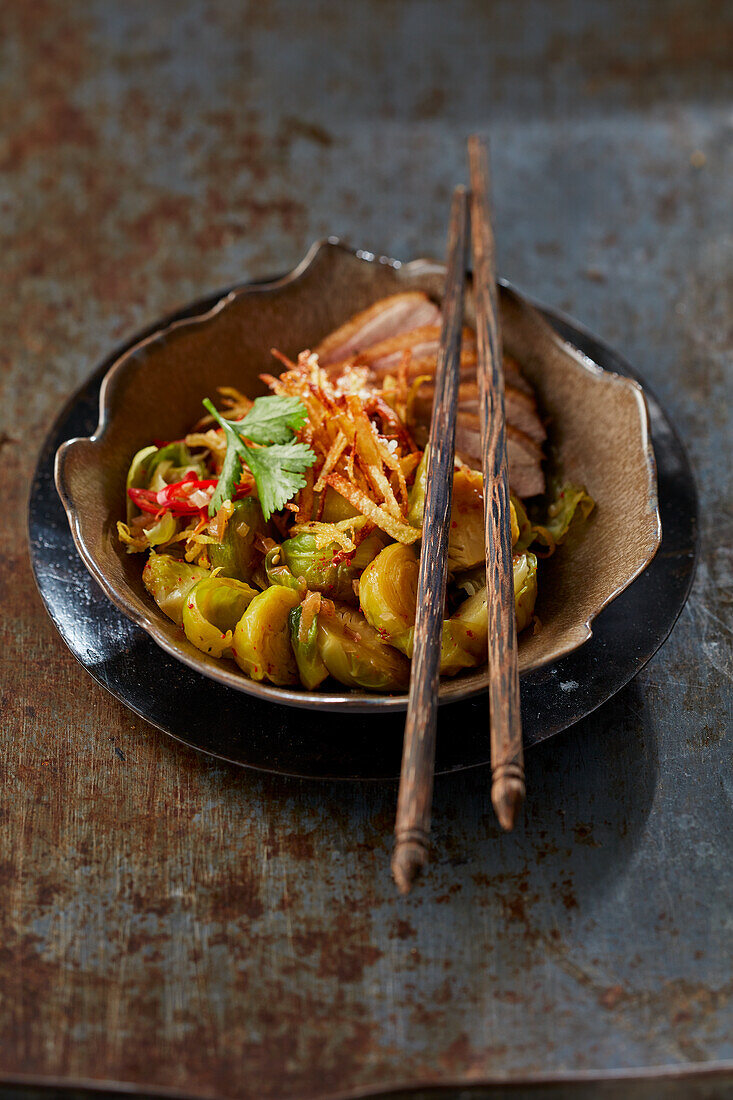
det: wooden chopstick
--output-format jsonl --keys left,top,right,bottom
{"left": 468, "top": 134, "right": 525, "bottom": 831}
{"left": 392, "top": 185, "right": 469, "bottom": 895}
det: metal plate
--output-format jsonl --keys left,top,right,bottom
{"left": 28, "top": 284, "right": 698, "bottom": 780}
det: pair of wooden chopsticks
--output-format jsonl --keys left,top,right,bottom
{"left": 392, "top": 136, "right": 525, "bottom": 895}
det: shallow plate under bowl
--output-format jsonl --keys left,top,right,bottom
{"left": 54, "top": 240, "right": 661, "bottom": 712}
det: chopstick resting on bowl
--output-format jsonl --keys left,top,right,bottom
{"left": 392, "top": 186, "right": 469, "bottom": 895}
{"left": 468, "top": 134, "right": 525, "bottom": 831}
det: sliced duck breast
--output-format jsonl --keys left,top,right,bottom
{"left": 315, "top": 292, "right": 442, "bottom": 366}
{"left": 452, "top": 412, "right": 545, "bottom": 498}
{"left": 411, "top": 379, "right": 546, "bottom": 445}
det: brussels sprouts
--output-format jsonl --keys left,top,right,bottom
{"left": 446, "top": 467, "right": 485, "bottom": 571}
{"left": 289, "top": 603, "right": 328, "bottom": 690}
{"left": 182, "top": 575, "right": 258, "bottom": 659}
{"left": 125, "top": 445, "right": 158, "bottom": 523}
{"left": 407, "top": 448, "right": 428, "bottom": 529}
{"left": 532, "top": 481, "right": 594, "bottom": 549}
{"left": 146, "top": 441, "right": 208, "bottom": 493}
{"left": 449, "top": 549, "right": 539, "bottom": 644}
{"left": 391, "top": 624, "right": 479, "bottom": 677}
{"left": 449, "top": 471, "right": 522, "bottom": 568}
{"left": 448, "top": 588, "right": 489, "bottom": 662}
{"left": 408, "top": 455, "right": 519, "bottom": 570}
{"left": 512, "top": 494, "right": 534, "bottom": 552}
{"left": 320, "top": 487, "right": 359, "bottom": 523}
{"left": 264, "top": 545, "right": 303, "bottom": 594}
{"left": 349, "top": 533, "right": 385, "bottom": 572}
{"left": 359, "top": 543, "right": 418, "bottom": 636}
{"left": 208, "top": 498, "right": 269, "bottom": 582}
{"left": 513, "top": 550, "right": 538, "bottom": 634}
{"left": 143, "top": 511, "right": 178, "bottom": 548}
{"left": 360, "top": 542, "right": 479, "bottom": 676}
{"left": 233, "top": 586, "right": 300, "bottom": 685}
{"left": 267, "top": 532, "right": 382, "bottom": 605}
{"left": 125, "top": 442, "right": 209, "bottom": 523}
{"left": 405, "top": 550, "right": 538, "bottom": 673}
{"left": 118, "top": 510, "right": 178, "bottom": 554}
{"left": 142, "top": 553, "right": 209, "bottom": 626}
{"left": 316, "top": 602, "right": 410, "bottom": 692}
{"left": 453, "top": 566, "right": 485, "bottom": 599}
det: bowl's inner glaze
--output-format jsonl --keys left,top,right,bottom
{"left": 55, "top": 241, "right": 661, "bottom": 712}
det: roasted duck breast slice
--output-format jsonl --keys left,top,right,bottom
{"left": 315, "top": 293, "right": 442, "bottom": 366}
{"left": 326, "top": 325, "right": 476, "bottom": 376}
{"left": 454, "top": 413, "right": 545, "bottom": 499}
{"left": 502, "top": 353, "right": 534, "bottom": 396}
{"left": 411, "top": 379, "right": 546, "bottom": 445}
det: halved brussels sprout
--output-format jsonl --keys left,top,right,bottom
{"left": 511, "top": 494, "right": 533, "bottom": 552}
{"left": 321, "top": 487, "right": 359, "bottom": 523}
{"left": 513, "top": 550, "right": 538, "bottom": 634}
{"left": 142, "top": 553, "right": 209, "bottom": 626}
{"left": 391, "top": 624, "right": 479, "bottom": 677}
{"left": 407, "top": 448, "right": 428, "bottom": 529}
{"left": 289, "top": 602, "right": 328, "bottom": 690}
{"left": 117, "top": 510, "right": 178, "bottom": 554}
{"left": 360, "top": 542, "right": 477, "bottom": 676}
{"left": 125, "top": 445, "right": 158, "bottom": 523}
{"left": 267, "top": 532, "right": 382, "bottom": 605}
{"left": 146, "top": 441, "right": 208, "bottom": 493}
{"left": 450, "top": 549, "right": 539, "bottom": 644}
{"left": 453, "top": 566, "right": 484, "bottom": 599}
{"left": 233, "top": 586, "right": 300, "bottom": 685}
{"left": 144, "top": 511, "right": 178, "bottom": 547}
{"left": 316, "top": 602, "right": 410, "bottom": 692}
{"left": 208, "top": 498, "right": 269, "bottom": 583}
{"left": 361, "top": 540, "right": 538, "bottom": 678}
{"left": 447, "top": 467, "right": 485, "bottom": 571}
{"left": 182, "top": 575, "right": 258, "bottom": 659}
{"left": 359, "top": 542, "right": 418, "bottom": 636}
{"left": 448, "top": 588, "right": 489, "bottom": 662}
{"left": 264, "top": 545, "right": 303, "bottom": 594}
{"left": 408, "top": 453, "right": 519, "bottom": 569}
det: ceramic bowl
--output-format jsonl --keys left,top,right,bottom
{"left": 55, "top": 239, "right": 661, "bottom": 712}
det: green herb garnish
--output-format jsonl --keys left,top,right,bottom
{"left": 203, "top": 396, "right": 316, "bottom": 520}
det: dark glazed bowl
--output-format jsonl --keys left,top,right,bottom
{"left": 55, "top": 239, "right": 661, "bottom": 712}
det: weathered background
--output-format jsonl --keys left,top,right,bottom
{"left": 2, "top": 1, "right": 732, "bottom": 1098}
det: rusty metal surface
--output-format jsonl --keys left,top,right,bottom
{"left": 2, "top": 0, "right": 732, "bottom": 1097}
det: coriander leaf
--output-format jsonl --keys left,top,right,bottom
{"left": 202, "top": 397, "right": 316, "bottom": 520}
{"left": 203, "top": 399, "right": 251, "bottom": 516}
{"left": 238, "top": 395, "right": 309, "bottom": 445}
{"left": 242, "top": 440, "right": 316, "bottom": 520}
{"left": 208, "top": 432, "right": 244, "bottom": 516}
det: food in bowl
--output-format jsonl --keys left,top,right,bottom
{"left": 117, "top": 293, "right": 593, "bottom": 692}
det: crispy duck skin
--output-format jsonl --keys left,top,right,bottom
{"left": 315, "top": 292, "right": 442, "bottom": 366}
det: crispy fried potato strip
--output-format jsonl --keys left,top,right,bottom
{"left": 325, "top": 474, "right": 420, "bottom": 544}
{"left": 263, "top": 349, "right": 422, "bottom": 535}
{"left": 314, "top": 430, "right": 348, "bottom": 493}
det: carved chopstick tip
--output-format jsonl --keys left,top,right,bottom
{"left": 392, "top": 839, "right": 428, "bottom": 894}
{"left": 491, "top": 771, "right": 525, "bottom": 832}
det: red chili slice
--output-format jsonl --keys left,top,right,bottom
{"left": 128, "top": 475, "right": 252, "bottom": 517}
